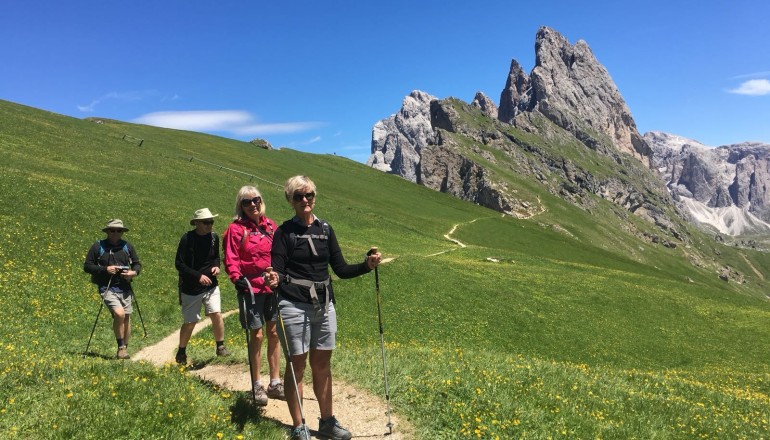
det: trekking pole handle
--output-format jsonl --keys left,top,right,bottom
{"left": 367, "top": 246, "right": 378, "bottom": 256}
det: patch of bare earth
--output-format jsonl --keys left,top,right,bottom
{"left": 134, "top": 310, "right": 412, "bottom": 439}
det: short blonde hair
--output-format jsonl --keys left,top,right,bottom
{"left": 284, "top": 175, "right": 317, "bottom": 204}
{"left": 233, "top": 185, "right": 266, "bottom": 220}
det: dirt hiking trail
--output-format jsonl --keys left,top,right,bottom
{"left": 134, "top": 310, "right": 412, "bottom": 439}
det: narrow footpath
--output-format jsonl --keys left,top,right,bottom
{"left": 134, "top": 311, "right": 411, "bottom": 439}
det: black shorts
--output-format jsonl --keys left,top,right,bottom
{"left": 237, "top": 292, "right": 277, "bottom": 330}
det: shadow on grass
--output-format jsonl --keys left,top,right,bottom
{"left": 229, "top": 393, "right": 296, "bottom": 433}
{"left": 73, "top": 350, "right": 116, "bottom": 361}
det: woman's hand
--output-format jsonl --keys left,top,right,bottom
{"left": 366, "top": 251, "right": 382, "bottom": 269}
{"left": 263, "top": 268, "right": 279, "bottom": 289}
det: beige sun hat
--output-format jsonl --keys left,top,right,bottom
{"left": 190, "top": 208, "right": 219, "bottom": 225}
{"left": 102, "top": 219, "right": 129, "bottom": 232}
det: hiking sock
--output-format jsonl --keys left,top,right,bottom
{"left": 270, "top": 378, "right": 282, "bottom": 386}
{"left": 116, "top": 338, "right": 124, "bottom": 347}
{"left": 177, "top": 346, "right": 187, "bottom": 355}
{"left": 216, "top": 340, "right": 224, "bottom": 348}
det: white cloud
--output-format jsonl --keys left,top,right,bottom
{"left": 77, "top": 91, "right": 153, "bottom": 112}
{"left": 729, "top": 79, "right": 770, "bottom": 96}
{"left": 231, "top": 122, "right": 324, "bottom": 136}
{"left": 134, "top": 110, "right": 251, "bottom": 130}
{"left": 133, "top": 110, "right": 324, "bottom": 136}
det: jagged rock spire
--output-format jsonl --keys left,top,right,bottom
{"left": 499, "top": 26, "right": 652, "bottom": 167}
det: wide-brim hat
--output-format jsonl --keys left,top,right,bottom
{"left": 190, "top": 208, "right": 219, "bottom": 225}
{"left": 102, "top": 218, "right": 129, "bottom": 232}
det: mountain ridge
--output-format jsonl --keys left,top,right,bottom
{"left": 366, "top": 26, "right": 770, "bottom": 243}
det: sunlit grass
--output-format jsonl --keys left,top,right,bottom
{"left": 3, "top": 99, "right": 770, "bottom": 438}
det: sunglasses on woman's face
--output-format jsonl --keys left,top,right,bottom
{"left": 240, "top": 196, "right": 262, "bottom": 207}
{"left": 292, "top": 191, "right": 316, "bottom": 202}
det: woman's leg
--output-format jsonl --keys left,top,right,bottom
{"left": 309, "top": 348, "right": 333, "bottom": 419}
{"left": 284, "top": 351, "right": 308, "bottom": 427}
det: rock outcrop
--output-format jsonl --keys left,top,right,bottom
{"left": 367, "top": 90, "right": 436, "bottom": 182}
{"left": 471, "top": 92, "right": 498, "bottom": 120}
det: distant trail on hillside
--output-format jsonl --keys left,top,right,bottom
{"left": 740, "top": 253, "right": 765, "bottom": 281}
{"left": 134, "top": 310, "right": 410, "bottom": 439}
{"left": 426, "top": 217, "right": 491, "bottom": 257}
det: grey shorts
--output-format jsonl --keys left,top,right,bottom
{"left": 180, "top": 286, "right": 222, "bottom": 323}
{"left": 100, "top": 288, "right": 133, "bottom": 314}
{"left": 276, "top": 298, "right": 337, "bottom": 355}
{"left": 238, "top": 293, "right": 277, "bottom": 330}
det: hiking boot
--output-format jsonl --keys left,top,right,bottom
{"left": 317, "top": 416, "right": 351, "bottom": 440}
{"left": 175, "top": 351, "right": 187, "bottom": 365}
{"left": 267, "top": 382, "right": 285, "bottom": 399}
{"left": 116, "top": 346, "right": 130, "bottom": 360}
{"left": 290, "top": 424, "right": 311, "bottom": 440}
{"left": 251, "top": 383, "right": 268, "bottom": 406}
{"left": 215, "top": 345, "right": 230, "bottom": 357}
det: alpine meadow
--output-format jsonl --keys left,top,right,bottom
{"left": 3, "top": 97, "right": 770, "bottom": 439}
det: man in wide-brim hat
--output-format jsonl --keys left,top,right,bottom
{"left": 84, "top": 218, "right": 142, "bottom": 359}
{"left": 174, "top": 208, "right": 229, "bottom": 364}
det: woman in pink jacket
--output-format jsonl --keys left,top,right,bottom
{"left": 223, "top": 185, "right": 284, "bottom": 405}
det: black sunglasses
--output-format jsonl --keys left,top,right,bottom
{"left": 292, "top": 191, "right": 316, "bottom": 202}
{"left": 199, "top": 220, "right": 215, "bottom": 225}
{"left": 240, "top": 196, "right": 262, "bottom": 207}
{"left": 107, "top": 229, "right": 124, "bottom": 233}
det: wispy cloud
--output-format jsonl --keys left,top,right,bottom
{"left": 77, "top": 90, "right": 154, "bottom": 112}
{"left": 729, "top": 79, "right": 770, "bottom": 96}
{"left": 133, "top": 110, "right": 324, "bottom": 136}
{"left": 730, "top": 71, "right": 770, "bottom": 80}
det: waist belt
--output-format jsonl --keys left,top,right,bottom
{"left": 284, "top": 275, "right": 331, "bottom": 315}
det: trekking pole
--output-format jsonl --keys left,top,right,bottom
{"left": 368, "top": 247, "right": 394, "bottom": 435}
{"left": 83, "top": 275, "right": 114, "bottom": 358}
{"left": 131, "top": 285, "right": 148, "bottom": 338}
{"left": 241, "top": 278, "right": 258, "bottom": 404}
{"left": 270, "top": 267, "right": 310, "bottom": 439}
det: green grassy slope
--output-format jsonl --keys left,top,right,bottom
{"left": 2, "top": 99, "right": 770, "bottom": 439}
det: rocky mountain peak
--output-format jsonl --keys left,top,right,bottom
{"left": 500, "top": 26, "right": 652, "bottom": 167}
{"left": 498, "top": 59, "right": 530, "bottom": 124}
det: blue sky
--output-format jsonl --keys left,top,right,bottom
{"left": 2, "top": 1, "right": 768, "bottom": 163}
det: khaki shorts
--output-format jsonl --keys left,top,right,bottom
{"left": 276, "top": 298, "right": 337, "bottom": 355}
{"left": 181, "top": 286, "right": 222, "bottom": 323}
{"left": 100, "top": 288, "right": 133, "bottom": 314}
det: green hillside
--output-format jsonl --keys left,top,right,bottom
{"left": 2, "top": 99, "right": 770, "bottom": 439}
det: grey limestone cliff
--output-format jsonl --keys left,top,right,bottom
{"left": 647, "top": 131, "right": 770, "bottom": 235}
